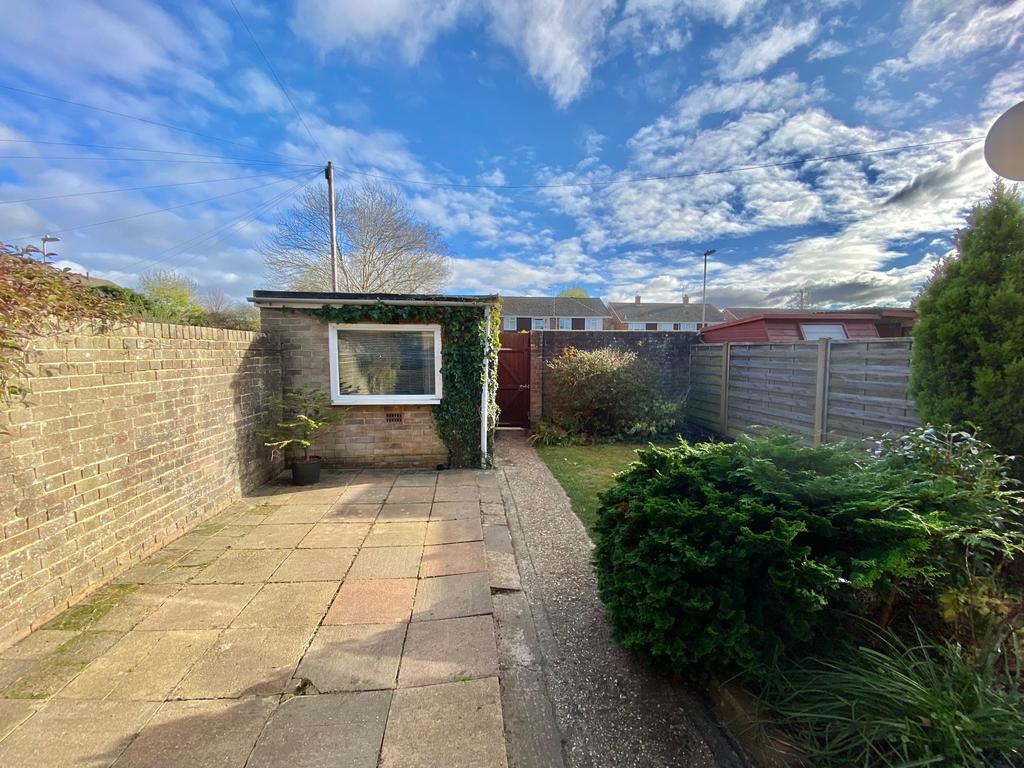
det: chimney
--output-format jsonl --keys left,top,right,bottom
{"left": 634, "top": 294, "right": 641, "bottom": 304}
{"left": 682, "top": 293, "right": 689, "bottom": 305}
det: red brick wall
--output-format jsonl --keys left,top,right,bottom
{"left": 0, "top": 323, "right": 282, "bottom": 650}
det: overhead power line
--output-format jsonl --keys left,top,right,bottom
{"left": 13, "top": 169, "right": 312, "bottom": 241}
{"left": 0, "top": 169, "right": 303, "bottom": 206}
{"left": 0, "top": 154, "right": 317, "bottom": 167}
{"left": 228, "top": 0, "right": 326, "bottom": 159}
{"left": 0, "top": 83, "right": 302, "bottom": 164}
{"left": 0, "top": 138, "right": 317, "bottom": 166}
{"left": 336, "top": 135, "right": 986, "bottom": 191}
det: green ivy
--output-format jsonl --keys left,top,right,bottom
{"left": 299, "top": 302, "right": 500, "bottom": 468}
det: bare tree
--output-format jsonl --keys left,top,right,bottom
{"left": 260, "top": 180, "right": 452, "bottom": 293}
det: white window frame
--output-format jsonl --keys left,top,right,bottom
{"left": 532, "top": 317, "right": 547, "bottom": 330}
{"left": 502, "top": 315, "right": 517, "bottom": 331}
{"left": 800, "top": 323, "right": 847, "bottom": 340}
{"left": 557, "top": 317, "right": 572, "bottom": 330}
{"left": 585, "top": 317, "right": 603, "bottom": 330}
{"left": 328, "top": 323, "right": 443, "bottom": 405}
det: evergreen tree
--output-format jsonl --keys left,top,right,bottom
{"left": 910, "top": 182, "right": 1024, "bottom": 456}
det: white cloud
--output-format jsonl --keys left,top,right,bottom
{"left": 712, "top": 19, "right": 819, "bottom": 81}
{"left": 237, "top": 69, "right": 289, "bottom": 113}
{"left": 808, "top": 38, "right": 849, "bottom": 61}
{"left": 983, "top": 61, "right": 1024, "bottom": 114}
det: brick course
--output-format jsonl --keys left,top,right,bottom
{"left": 261, "top": 309, "right": 449, "bottom": 469}
{"left": 0, "top": 323, "right": 281, "bottom": 651}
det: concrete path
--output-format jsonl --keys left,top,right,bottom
{"left": 0, "top": 469, "right": 511, "bottom": 768}
{"left": 494, "top": 432, "right": 749, "bottom": 768}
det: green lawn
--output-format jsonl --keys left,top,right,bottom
{"left": 535, "top": 442, "right": 655, "bottom": 539}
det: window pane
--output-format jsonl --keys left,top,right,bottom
{"left": 502, "top": 315, "right": 516, "bottom": 331}
{"left": 336, "top": 329, "right": 435, "bottom": 396}
{"left": 558, "top": 318, "right": 571, "bottom": 330}
{"left": 800, "top": 323, "right": 847, "bottom": 340}
{"left": 532, "top": 318, "right": 546, "bottom": 329}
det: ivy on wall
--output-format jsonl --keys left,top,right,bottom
{"left": 300, "top": 302, "right": 501, "bottom": 468}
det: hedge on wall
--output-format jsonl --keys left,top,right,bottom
{"left": 301, "top": 302, "right": 500, "bottom": 468}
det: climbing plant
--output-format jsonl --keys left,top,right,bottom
{"left": 300, "top": 301, "right": 500, "bottom": 468}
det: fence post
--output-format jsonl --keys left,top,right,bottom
{"left": 719, "top": 342, "right": 731, "bottom": 435}
{"left": 812, "top": 339, "right": 831, "bottom": 446}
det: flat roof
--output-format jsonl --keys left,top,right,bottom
{"left": 250, "top": 290, "right": 499, "bottom": 307}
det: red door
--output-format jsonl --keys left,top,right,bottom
{"left": 497, "top": 332, "right": 531, "bottom": 427}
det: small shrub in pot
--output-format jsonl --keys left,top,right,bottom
{"left": 260, "top": 389, "right": 346, "bottom": 485}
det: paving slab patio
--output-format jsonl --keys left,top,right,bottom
{"left": 0, "top": 468, "right": 514, "bottom": 768}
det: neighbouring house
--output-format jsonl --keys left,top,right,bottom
{"left": 721, "top": 306, "right": 918, "bottom": 337}
{"left": 499, "top": 295, "right": 612, "bottom": 331}
{"left": 252, "top": 290, "right": 499, "bottom": 469}
{"left": 700, "top": 311, "right": 888, "bottom": 342}
{"left": 608, "top": 294, "right": 724, "bottom": 331}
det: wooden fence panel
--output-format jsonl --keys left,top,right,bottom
{"left": 685, "top": 338, "right": 919, "bottom": 444}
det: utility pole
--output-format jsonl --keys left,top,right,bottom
{"left": 325, "top": 161, "right": 339, "bottom": 292}
{"left": 701, "top": 248, "right": 716, "bottom": 328}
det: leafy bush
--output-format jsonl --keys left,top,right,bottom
{"left": 764, "top": 627, "right": 1024, "bottom": 768}
{"left": 541, "top": 346, "right": 681, "bottom": 441}
{"left": 594, "top": 434, "right": 934, "bottom": 681}
{"left": 1, "top": 243, "right": 135, "bottom": 403}
{"left": 911, "top": 182, "right": 1024, "bottom": 459}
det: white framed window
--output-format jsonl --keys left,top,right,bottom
{"left": 627, "top": 322, "right": 644, "bottom": 330}
{"left": 328, "top": 323, "right": 442, "bottom": 405}
{"left": 657, "top": 322, "right": 673, "bottom": 331}
{"left": 800, "top": 323, "right": 847, "bottom": 340}
{"left": 502, "top": 315, "right": 517, "bottom": 331}
{"left": 532, "top": 318, "right": 547, "bottom": 330}
{"left": 557, "top": 317, "right": 572, "bottom": 330}
{"left": 585, "top": 317, "right": 603, "bottom": 330}
{"left": 678, "top": 322, "right": 698, "bottom": 331}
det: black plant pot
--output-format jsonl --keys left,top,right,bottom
{"left": 291, "top": 457, "right": 321, "bottom": 486}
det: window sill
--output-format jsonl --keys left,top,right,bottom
{"left": 331, "top": 395, "right": 442, "bottom": 406}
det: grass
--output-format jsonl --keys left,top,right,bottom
{"left": 536, "top": 442, "right": 661, "bottom": 538}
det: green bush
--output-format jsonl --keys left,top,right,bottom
{"left": 542, "top": 346, "right": 681, "bottom": 441}
{"left": 764, "top": 627, "right": 1024, "bottom": 768}
{"left": 911, "top": 182, "right": 1024, "bottom": 459}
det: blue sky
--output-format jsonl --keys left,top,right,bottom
{"left": 1, "top": 0, "right": 1022, "bottom": 307}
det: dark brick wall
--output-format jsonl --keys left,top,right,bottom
{"left": 527, "top": 330, "right": 696, "bottom": 425}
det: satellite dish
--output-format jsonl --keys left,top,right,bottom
{"left": 985, "top": 100, "right": 1024, "bottom": 180}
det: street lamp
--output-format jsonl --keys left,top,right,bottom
{"left": 701, "top": 248, "right": 716, "bottom": 328}
{"left": 41, "top": 234, "right": 60, "bottom": 260}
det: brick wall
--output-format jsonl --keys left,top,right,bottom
{"left": 0, "top": 323, "right": 281, "bottom": 651}
{"left": 528, "top": 330, "right": 696, "bottom": 425}
{"left": 260, "top": 308, "right": 449, "bottom": 468}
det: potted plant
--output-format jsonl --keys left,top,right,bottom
{"left": 259, "top": 389, "right": 345, "bottom": 485}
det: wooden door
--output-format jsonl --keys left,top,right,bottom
{"left": 497, "top": 332, "right": 531, "bottom": 427}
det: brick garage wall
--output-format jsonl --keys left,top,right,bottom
{"left": 528, "top": 330, "right": 696, "bottom": 425}
{"left": 0, "top": 323, "right": 282, "bottom": 651}
{"left": 260, "top": 308, "right": 448, "bottom": 468}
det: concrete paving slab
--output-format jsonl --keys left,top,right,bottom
{"left": 339, "top": 485, "right": 391, "bottom": 504}
{"left": 398, "top": 615, "right": 498, "bottom": 688}
{"left": 433, "top": 485, "right": 481, "bottom": 503}
{"left": 0, "top": 658, "right": 33, "bottom": 690}
{"left": 0, "top": 630, "right": 79, "bottom": 659}
{"left": 381, "top": 678, "right": 507, "bottom": 768}
{"left": 57, "top": 630, "right": 219, "bottom": 701}
{"left": 235, "top": 524, "right": 313, "bottom": 550}
{"left": 412, "top": 573, "right": 492, "bottom": 622}
{"left": 174, "top": 548, "right": 224, "bottom": 567}
{"left": 150, "top": 565, "right": 205, "bottom": 584}
{"left": 429, "top": 501, "right": 480, "bottom": 520}
{"left": 192, "top": 549, "right": 289, "bottom": 584}
{"left": 424, "top": 518, "right": 483, "bottom": 545}
{"left": 299, "top": 522, "right": 370, "bottom": 548}
{"left": 90, "top": 585, "right": 181, "bottom": 632}
{"left": 386, "top": 486, "right": 435, "bottom": 504}
{"left": 261, "top": 506, "right": 331, "bottom": 524}
{"left": 112, "top": 697, "right": 276, "bottom": 768}
{"left": 323, "top": 503, "right": 381, "bottom": 522}
{"left": 174, "top": 628, "right": 312, "bottom": 699}
{"left": 483, "top": 523, "right": 514, "bottom": 554}
{"left": 136, "top": 584, "right": 260, "bottom": 630}
{"left": 393, "top": 473, "right": 438, "bottom": 487}
{"left": 231, "top": 582, "right": 338, "bottom": 629}
{"left": 248, "top": 691, "right": 392, "bottom": 768}
{"left": 324, "top": 579, "right": 417, "bottom": 625}
{"left": 296, "top": 624, "right": 406, "bottom": 692}
{"left": 365, "top": 522, "right": 428, "bottom": 548}
{"left": 0, "top": 698, "right": 39, "bottom": 740}
{"left": 347, "top": 546, "right": 422, "bottom": 579}
{"left": 269, "top": 548, "right": 356, "bottom": 582}
{"left": 0, "top": 699, "right": 159, "bottom": 768}
{"left": 487, "top": 551, "right": 522, "bottom": 591}
{"left": 480, "top": 486, "right": 503, "bottom": 504}
{"left": 435, "top": 470, "right": 480, "bottom": 486}
{"left": 420, "top": 542, "right": 487, "bottom": 578}
{"left": 378, "top": 502, "right": 432, "bottom": 522}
